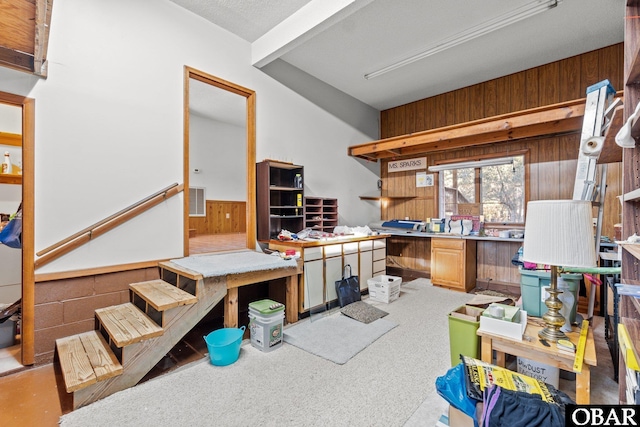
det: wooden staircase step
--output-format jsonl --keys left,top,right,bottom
{"left": 95, "top": 302, "right": 163, "bottom": 348}
{"left": 56, "top": 330, "right": 123, "bottom": 393}
{"left": 129, "top": 279, "right": 197, "bottom": 311}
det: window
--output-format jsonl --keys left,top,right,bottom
{"left": 436, "top": 155, "right": 525, "bottom": 224}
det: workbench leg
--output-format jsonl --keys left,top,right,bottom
{"left": 224, "top": 288, "right": 239, "bottom": 328}
{"left": 285, "top": 273, "right": 299, "bottom": 325}
{"left": 576, "top": 365, "right": 591, "bottom": 404}
{"left": 481, "top": 336, "right": 493, "bottom": 363}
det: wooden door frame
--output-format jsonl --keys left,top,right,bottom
{"left": 0, "top": 90, "right": 35, "bottom": 365}
{"left": 183, "top": 66, "right": 256, "bottom": 255}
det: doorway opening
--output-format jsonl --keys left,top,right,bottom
{"left": 183, "top": 67, "right": 256, "bottom": 255}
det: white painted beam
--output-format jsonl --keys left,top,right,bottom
{"left": 251, "top": 0, "right": 375, "bottom": 68}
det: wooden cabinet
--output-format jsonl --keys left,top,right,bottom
{"left": 304, "top": 196, "right": 338, "bottom": 233}
{"left": 431, "top": 238, "right": 476, "bottom": 292}
{"left": 256, "top": 161, "right": 304, "bottom": 241}
{"left": 620, "top": 1, "right": 640, "bottom": 404}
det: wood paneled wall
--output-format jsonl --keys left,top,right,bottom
{"left": 380, "top": 44, "right": 624, "bottom": 287}
{"left": 189, "top": 200, "right": 246, "bottom": 235}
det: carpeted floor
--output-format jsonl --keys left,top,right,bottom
{"left": 60, "top": 278, "right": 473, "bottom": 427}
{"left": 59, "top": 278, "right": 619, "bottom": 427}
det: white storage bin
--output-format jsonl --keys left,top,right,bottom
{"left": 367, "top": 275, "right": 401, "bottom": 303}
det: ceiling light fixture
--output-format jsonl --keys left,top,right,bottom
{"left": 364, "top": 0, "right": 560, "bottom": 80}
{"left": 428, "top": 157, "right": 513, "bottom": 172}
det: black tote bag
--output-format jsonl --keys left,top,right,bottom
{"left": 335, "top": 264, "right": 361, "bottom": 308}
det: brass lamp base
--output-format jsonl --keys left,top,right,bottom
{"left": 537, "top": 265, "right": 567, "bottom": 343}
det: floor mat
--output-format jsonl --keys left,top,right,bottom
{"left": 340, "top": 301, "right": 388, "bottom": 324}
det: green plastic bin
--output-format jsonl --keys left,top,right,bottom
{"left": 448, "top": 305, "right": 485, "bottom": 366}
{"left": 519, "top": 268, "right": 581, "bottom": 323}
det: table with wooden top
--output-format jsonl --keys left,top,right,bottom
{"left": 477, "top": 318, "right": 597, "bottom": 404}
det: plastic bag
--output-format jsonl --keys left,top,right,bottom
{"left": 335, "top": 264, "right": 361, "bottom": 308}
{"left": 0, "top": 209, "right": 21, "bottom": 249}
{"left": 435, "top": 363, "right": 479, "bottom": 426}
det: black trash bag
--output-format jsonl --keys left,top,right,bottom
{"left": 335, "top": 264, "right": 361, "bottom": 308}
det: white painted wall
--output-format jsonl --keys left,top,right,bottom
{"left": 189, "top": 114, "right": 246, "bottom": 201}
{"left": 0, "top": 0, "right": 380, "bottom": 274}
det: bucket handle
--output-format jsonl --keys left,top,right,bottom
{"left": 203, "top": 325, "right": 247, "bottom": 342}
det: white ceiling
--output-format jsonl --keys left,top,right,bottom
{"left": 174, "top": 0, "right": 625, "bottom": 113}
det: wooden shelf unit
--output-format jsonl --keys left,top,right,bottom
{"left": 619, "top": 0, "right": 640, "bottom": 405}
{"left": 304, "top": 196, "right": 338, "bottom": 233}
{"left": 256, "top": 161, "right": 304, "bottom": 241}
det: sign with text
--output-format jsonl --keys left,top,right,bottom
{"left": 388, "top": 157, "right": 426, "bottom": 173}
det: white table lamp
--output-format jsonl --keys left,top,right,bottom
{"left": 523, "top": 200, "right": 597, "bottom": 342}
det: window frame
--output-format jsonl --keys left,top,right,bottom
{"left": 435, "top": 150, "right": 529, "bottom": 226}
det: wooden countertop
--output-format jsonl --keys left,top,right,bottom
{"left": 266, "top": 234, "right": 388, "bottom": 248}
{"left": 380, "top": 230, "right": 524, "bottom": 243}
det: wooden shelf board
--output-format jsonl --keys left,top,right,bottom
{"left": 621, "top": 317, "right": 640, "bottom": 367}
{"left": 621, "top": 243, "right": 640, "bottom": 260}
{"left": 0, "top": 174, "right": 21, "bottom": 185}
{"left": 348, "top": 98, "right": 586, "bottom": 160}
{"left": 0, "top": 132, "right": 21, "bottom": 147}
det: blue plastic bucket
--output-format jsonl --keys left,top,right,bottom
{"left": 203, "top": 326, "right": 246, "bottom": 366}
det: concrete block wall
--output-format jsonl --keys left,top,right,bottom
{"left": 33, "top": 267, "right": 160, "bottom": 364}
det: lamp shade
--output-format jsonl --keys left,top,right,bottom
{"left": 522, "top": 200, "right": 597, "bottom": 268}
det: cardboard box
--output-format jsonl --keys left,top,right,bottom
{"left": 367, "top": 275, "right": 401, "bottom": 303}
{"left": 478, "top": 310, "right": 528, "bottom": 340}
{"left": 448, "top": 406, "right": 474, "bottom": 427}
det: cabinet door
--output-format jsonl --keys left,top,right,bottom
{"left": 359, "top": 249, "right": 373, "bottom": 290}
{"left": 325, "top": 255, "right": 342, "bottom": 302}
{"left": 431, "top": 247, "right": 463, "bottom": 288}
{"left": 344, "top": 252, "right": 359, "bottom": 291}
{"left": 303, "top": 259, "right": 324, "bottom": 309}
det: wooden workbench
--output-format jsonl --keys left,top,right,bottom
{"left": 477, "top": 318, "right": 597, "bottom": 404}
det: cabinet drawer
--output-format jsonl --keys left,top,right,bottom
{"left": 373, "top": 248, "right": 386, "bottom": 261}
{"left": 303, "top": 247, "right": 323, "bottom": 261}
{"left": 431, "top": 238, "right": 464, "bottom": 250}
{"left": 343, "top": 242, "right": 359, "bottom": 254}
{"left": 359, "top": 240, "right": 373, "bottom": 251}
{"left": 324, "top": 244, "right": 343, "bottom": 258}
{"left": 373, "top": 259, "right": 386, "bottom": 273}
{"left": 373, "top": 239, "right": 386, "bottom": 249}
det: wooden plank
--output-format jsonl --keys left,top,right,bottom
{"left": 95, "top": 303, "right": 163, "bottom": 348}
{"left": 78, "top": 331, "right": 122, "bottom": 382}
{"left": 0, "top": 132, "right": 21, "bottom": 147}
{"left": 56, "top": 334, "right": 97, "bottom": 393}
{"left": 129, "top": 279, "right": 197, "bottom": 311}
{"left": 348, "top": 99, "right": 585, "bottom": 160}
{"left": 0, "top": 0, "right": 35, "bottom": 54}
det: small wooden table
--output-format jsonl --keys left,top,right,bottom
{"left": 477, "top": 319, "right": 597, "bottom": 404}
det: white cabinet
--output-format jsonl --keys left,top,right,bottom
{"left": 359, "top": 241, "right": 373, "bottom": 290}
{"left": 373, "top": 239, "right": 386, "bottom": 276}
{"left": 324, "top": 244, "right": 343, "bottom": 302}
{"left": 270, "top": 237, "right": 387, "bottom": 313}
{"left": 303, "top": 247, "right": 324, "bottom": 309}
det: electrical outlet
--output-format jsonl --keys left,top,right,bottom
{"left": 226, "top": 213, "right": 230, "bottom": 219}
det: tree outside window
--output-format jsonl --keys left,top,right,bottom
{"left": 440, "top": 155, "right": 525, "bottom": 223}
